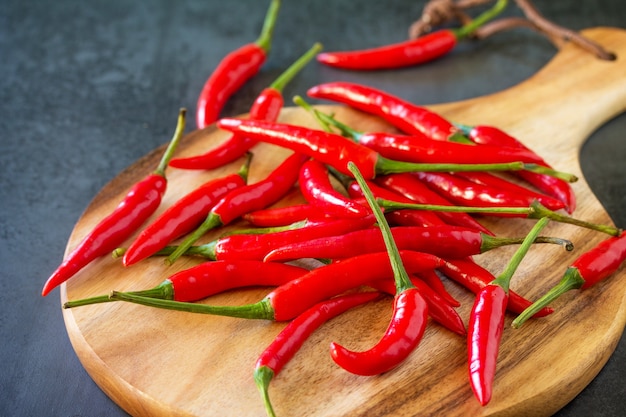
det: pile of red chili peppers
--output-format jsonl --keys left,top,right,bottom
{"left": 43, "top": 0, "right": 626, "bottom": 415}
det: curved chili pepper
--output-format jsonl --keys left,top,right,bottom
{"left": 459, "top": 123, "right": 576, "bottom": 213}
{"left": 196, "top": 0, "right": 280, "bottom": 129}
{"left": 467, "top": 217, "right": 550, "bottom": 406}
{"left": 512, "top": 230, "right": 626, "bottom": 328}
{"left": 316, "top": 0, "right": 507, "bottom": 71}
{"left": 329, "top": 162, "right": 429, "bottom": 376}
{"left": 243, "top": 203, "right": 331, "bottom": 227}
{"left": 254, "top": 291, "right": 380, "bottom": 417}
{"left": 440, "top": 258, "right": 553, "bottom": 317}
{"left": 263, "top": 225, "right": 567, "bottom": 263}
{"left": 215, "top": 118, "right": 575, "bottom": 181}
{"left": 416, "top": 269, "right": 461, "bottom": 307}
{"left": 299, "top": 159, "right": 369, "bottom": 218}
{"left": 41, "top": 109, "right": 186, "bottom": 297}
{"left": 62, "top": 260, "right": 309, "bottom": 309}
{"left": 156, "top": 215, "right": 375, "bottom": 262}
{"left": 109, "top": 250, "right": 443, "bottom": 321}
{"left": 121, "top": 154, "right": 252, "bottom": 266}
{"left": 330, "top": 287, "right": 428, "bottom": 375}
{"left": 166, "top": 151, "right": 309, "bottom": 264}
{"left": 375, "top": 172, "right": 492, "bottom": 234}
{"left": 173, "top": 42, "right": 321, "bottom": 169}
{"left": 368, "top": 276, "right": 465, "bottom": 336}
{"left": 414, "top": 171, "right": 566, "bottom": 213}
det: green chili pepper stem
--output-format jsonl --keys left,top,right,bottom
{"left": 511, "top": 267, "right": 585, "bottom": 329}
{"left": 374, "top": 157, "right": 577, "bottom": 182}
{"left": 270, "top": 43, "right": 322, "bottom": 92}
{"left": 153, "top": 242, "right": 218, "bottom": 260}
{"left": 166, "top": 213, "right": 223, "bottom": 265}
{"left": 481, "top": 234, "right": 574, "bottom": 252}
{"left": 491, "top": 217, "right": 550, "bottom": 292}
{"left": 63, "top": 282, "right": 174, "bottom": 309}
{"left": 108, "top": 291, "right": 275, "bottom": 319}
{"left": 254, "top": 366, "right": 277, "bottom": 417}
{"left": 112, "top": 247, "right": 126, "bottom": 259}
{"left": 238, "top": 152, "right": 254, "bottom": 183}
{"left": 347, "top": 162, "right": 414, "bottom": 293}
{"left": 254, "top": 0, "right": 281, "bottom": 53}
{"left": 454, "top": 0, "right": 509, "bottom": 39}
{"left": 292, "top": 95, "right": 336, "bottom": 134}
{"left": 378, "top": 199, "right": 621, "bottom": 237}
{"left": 154, "top": 108, "right": 186, "bottom": 177}
{"left": 221, "top": 220, "right": 308, "bottom": 237}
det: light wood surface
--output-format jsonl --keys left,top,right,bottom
{"left": 61, "top": 28, "right": 626, "bottom": 416}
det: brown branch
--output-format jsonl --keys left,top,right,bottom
{"left": 514, "top": 0, "right": 616, "bottom": 60}
{"left": 474, "top": 17, "right": 566, "bottom": 49}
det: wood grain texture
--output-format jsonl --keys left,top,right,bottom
{"left": 60, "top": 28, "right": 626, "bottom": 416}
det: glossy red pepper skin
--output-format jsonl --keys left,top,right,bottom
{"left": 414, "top": 171, "right": 565, "bottom": 213}
{"left": 217, "top": 118, "right": 380, "bottom": 179}
{"left": 466, "top": 124, "right": 576, "bottom": 213}
{"left": 330, "top": 287, "right": 429, "bottom": 376}
{"left": 122, "top": 172, "right": 246, "bottom": 266}
{"left": 42, "top": 174, "right": 168, "bottom": 296}
{"left": 357, "top": 131, "right": 544, "bottom": 165}
{"left": 375, "top": 173, "right": 492, "bottom": 234}
{"left": 263, "top": 225, "right": 527, "bottom": 263}
{"left": 254, "top": 291, "right": 380, "bottom": 416}
{"left": 369, "top": 277, "right": 465, "bottom": 336}
{"left": 63, "top": 260, "right": 309, "bottom": 309}
{"left": 195, "top": 0, "right": 280, "bottom": 129}
{"left": 243, "top": 203, "right": 331, "bottom": 227}
{"left": 166, "top": 152, "right": 310, "bottom": 265}
{"left": 317, "top": 30, "right": 457, "bottom": 70}
{"left": 417, "top": 269, "right": 461, "bottom": 307}
{"left": 299, "top": 159, "right": 370, "bottom": 218}
{"left": 307, "top": 81, "right": 456, "bottom": 141}
{"left": 174, "top": 88, "right": 282, "bottom": 169}
{"left": 440, "top": 258, "right": 553, "bottom": 317}
{"left": 467, "top": 283, "right": 508, "bottom": 406}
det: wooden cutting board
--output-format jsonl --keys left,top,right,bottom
{"left": 60, "top": 27, "right": 626, "bottom": 417}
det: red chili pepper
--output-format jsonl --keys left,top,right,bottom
{"left": 328, "top": 162, "right": 430, "bottom": 376}
{"left": 173, "top": 43, "right": 321, "bottom": 169}
{"left": 316, "top": 0, "right": 506, "bottom": 71}
{"left": 155, "top": 215, "right": 376, "bottom": 262}
{"left": 215, "top": 119, "right": 571, "bottom": 181}
{"left": 440, "top": 258, "right": 554, "bottom": 318}
{"left": 109, "top": 250, "right": 444, "bottom": 321}
{"left": 299, "top": 159, "right": 370, "bottom": 218}
{"left": 460, "top": 124, "right": 577, "bottom": 213}
{"left": 263, "top": 225, "right": 549, "bottom": 263}
{"left": 368, "top": 276, "right": 465, "bottom": 336}
{"left": 414, "top": 171, "right": 566, "bottom": 213}
{"left": 375, "top": 173, "right": 492, "bottom": 234}
{"left": 195, "top": 0, "right": 280, "bottom": 129}
{"left": 307, "top": 81, "right": 458, "bottom": 141}
{"left": 121, "top": 155, "right": 252, "bottom": 266}
{"left": 243, "top": 203, "right": 332, "bottom": 227}
{"left": 512, "top": 230, "right": 626, "bottom": 328}
{"left": 166, "top": 151, "right": 310, "bottom": 264}
{"left": 467, "top": 217, "right": 550, "bottom": 406}
{"left": 254, "top": 291, "right": 380, "bottom": 417}
{"left": 62, "top": 260, "right": 309, "bottom": 309}
{"left": 417, "top": 269, "right": 461, "bottom": 307}
{"left": 41, "top": 109, "right": 186, "bottom": 296}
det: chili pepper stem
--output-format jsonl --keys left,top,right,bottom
{"left": 238, "top": 152, "right": 254, "bottom": 183}
{"left": 108, "top": 291, "right": 275, "bottom": 319}
{"left": 378, "top": 199, "right": 621, "bottom": 236}
{"left": 454, "top": 0, "right": 509, "bottom": 39}
{"left": 348, "top": 162, "right": 413, "bottom": 293}
{"left": 511, "top": 267, "right": 585, "bottom": 328}
{"left": 375, "top": 157, "right": 577, "bottom": 182}
{"left": 165, "top": 213, "right": 223, "bottom": 265}
{"left": 63, "top": 283, "right": 173, "bottom": 309}
{"left": 254, "top": 366, "right": 277, "bottom": 417}
{"left": 270, "top": 43, "right": 322, "bottom": 92}
{"left": 155, "top": 108, "right": 187, "bottom": 176}
{"left": 254, "top": 0, "right": 281, "bottom": 53}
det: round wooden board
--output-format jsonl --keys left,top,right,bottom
{"left": 60, "top": 28, "right": 626, "bottom": 416}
